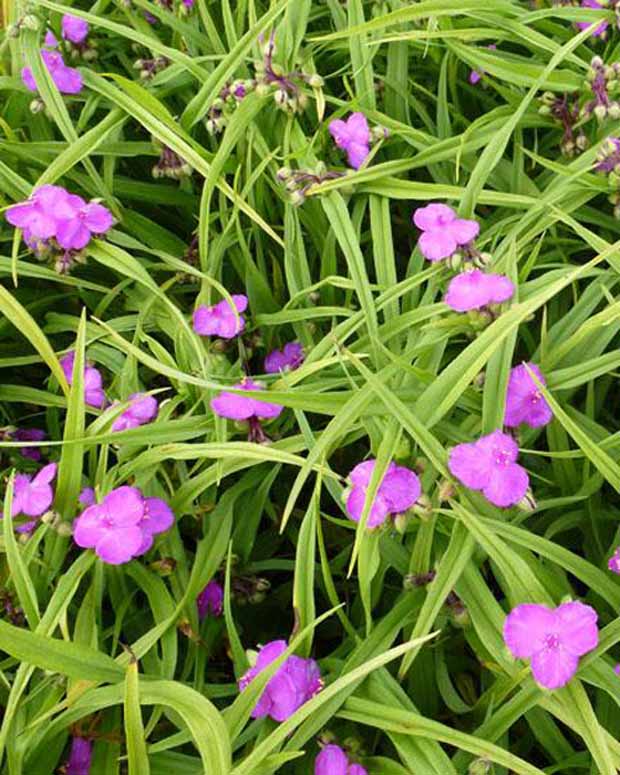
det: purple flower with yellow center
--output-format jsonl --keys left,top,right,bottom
{"left": 264, "top": 342, "right": 304, "bottom": 374}
{"left": 504, "top": 363, "right": 553, "bottom": 429}
{"left": 72, "top": 485, "right": 174, "bottom": 565}
{"left": 444, "top": 269, "right": 514, "bottom": 312}
{"left": 60, "top": 351, "right": 106, "bottom": 409}
{"left": 21, "top": 49, "right": 82, "bottom": 95}
{"left": 503, "top": 601, "right": 598, "bottom": 689}
{"left": 314, "top": 744, "right": 368, "bottom": 775}
{"left": 65, "top": 736, "right": 92, "bottom": 775}
{"left": 193, "top": 294, "right": 248, "bottom": 339}
{"left": 62, "top": 14, "right": 89, "bottom": 44}
{"left": 197, "top": 580, "right": 223, "bottom": 618}
{"left": 10, "top": 462, "right": 57, "bottom": 534}
{"left": 111, "top": 393, "right": 158, "bottom": 432}
{"left": 413, "top": 204, "right": 479, "bottom": 262}
{"left": 346, "top": 459, "right": 421, "bottom": 528}
{"left": 329, "top": 112, "right": 370, "bottom": 170}
{"left": 448, "top": 430, "right": 529, "bottom": 508}
{"left": 239, "top": 639, "right": 322, "bottom": 722}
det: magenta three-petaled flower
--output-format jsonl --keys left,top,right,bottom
{"left": 62, "top": 14, "right": 90, "bottom": 44}
{"left": 111, "top": 393, "right": 158, "bottom": 432}
{"left": 193, "top": 294, "right": 248, "bottom": 339}
{"left": 9, "top": 463, "right": 57, "bottom": 534}
{"left": 444, "top": 269, "right": 514, "bottom": 312}
{"left": 413, "top": 204, "right": 479, "bottom": 262}
{"left": 60, "top": 351, "right": 106, "bottom": 409}
{"left": 345, "top": 459, "right": 421, "bottom": 528}
{"left": 72, "top": 485, "right": 174, "bottom": 565}
{"left": 448, "top": 430, "right": 529, "bottom": 508}
{"left": 314, "top": 744, "right": 368, "bottom": 775}
{"left": 238, "top": 640, "right": 322, "bottom": 722}
{"left": 264, "top": 342, "right": 304, "bottom": 374}
{"left": 504, "top": 363, "right": 553, "bottom": 429}
{"left": 503, "top": 601, "right": 598, "bottom": 689}
{"left": 21, "top": 49, "right": 83, "bottom": 95}
{"left": 211, "top": 379, "right": 283, "bottom": 421}
{"left": 328, "top": 112, "right": 371, "bottom": 170}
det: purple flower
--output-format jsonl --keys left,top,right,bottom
{"left": 193, "top": 294, "right": 248, "bottom": 339}
{"left": 608, "top": 548, "right": 620, "bottom": 574}
{"left": 44, "top": 30, "right": 59, "bottom": 48}
{"left": 596, "top": 137, "right": 620, "bottom": 172}
{"left": 469, "top": 44, "right": 497, "bottom": 85}
{"left": 448, "top": 430, "right": 529, "bottom": 508}
{"left": 576, "top": 0, "right": 608, "bottom": 38}
{"left": 444, "top": 270, "right": 514, "bottom": 312}
{"left": 329, "top": 113, "right": 371, "bottom": 170}
{"left": 504, "top": 363, "right": 553, "bottom": 429}
{"left": 55, "top": 198, "right": 114, "bottom": 250}
{"left": 503, "top": 601, "right": 598, "bottom": 690}
{"left": 65, "top": 736, "right": 92, "bottom": 775}
{"left": 614, "top": 663, "right": 620, "bottom": 676}
{"left": 21, "top": 49, "right": 83, "bottom": 95}
{"left": 79, "top": 487, "right": 96, "bottom": 507}
{"left": 211, "top": 379, "right": 283, "bottom": 421}
{"left": 239, "top": 640, "right": 322, "bottom": 722}
{"left": 346, "top": 459, "right": 421, "bottom": 528}
{"left": 72, "top": 485, "right": 174, "bottom": 565}
{"left": 314, "top": 744, "right": 368, "bottom": 775}
{"left": 10, "top": 462, "right": 57, "bottom": 534}
{"left": 111, "top": 393, "right": 158, "bottom": 432}
{"left": 264, "top": 342, "right": 304, "bottom": 374}
{"left": 197, "top": 580, "right": 223, "bottom": 618}
{"left": 60, "top": 351, "right": 106, "bottom": 409}
{"left": 12, "top": 428, "right": 46, "bottom": 461}
{"left": 413, "top": 204, "right": 479, "bottom": 262}
{"left": 62, "top": 14, "right": 89, "bottom": 44}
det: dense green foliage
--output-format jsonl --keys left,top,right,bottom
{"left": 3, "top": 0, "right": 620, "bottom": 773}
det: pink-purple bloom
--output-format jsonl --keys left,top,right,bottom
{"left": 329, "top": 112, "right": 370, "bottom": 170}
{"left": 111, "top": 393, "right": 158, "bottom": 432}
{"left": 72, "top": 485, "right": 174, "bottom": 565}
{"left": 65, "top": 736, "right": 92, "bottom": 775}
{"left": 608, "top": 548, "right": 620, "bottom": 574}
{"left": 79, "top": 487, "right": 96, "bottom": 508}
{"left": 62, "top": 14, "right": 89, "bottom": 44}
{"left": 197, "top": 580, "right": 223, "bottom": 618}
{"left": 264, "top": 342, "right": 304, "bottom": 374}
{"left": 448, "top": 430, "right": 529, "bottom": 508}
{"left": 12, "top": 428, "right": 46, "bottom": 461}
{"left": 60, "top": 351, "right": 106, "bottom": 409}
{"left": 193, "top": 294, "right": 248, "bottom": 339}
{"left": 576, "top": 0, "right": 608, "bottom": 38}
{"left": 211, "top": 379, "right": 283, "bottom": 421}
{"left": 44, "top": 30, "right": 59, "bottom": 48}
{"left": 503, "top": 601, "right": 599, "bottom": 689}
{"left": 346, "top": 459, "right": 421, "bottom": 528}
{"left": 315, "top": 745, "right": 368, "bottom": 775}
{"left": 413, "top": 204, "right": 480, "bottom": 262}
{"left": 10, "top": 462, "right": 57, "bottom": 533}
{"left": 444, "top": 270, "right": 514, "bottom": 312}
{"left": 5, "top": 185, "right": 113, "bottom": 253}
{"left": 504, "top": 363, "right": 553, "bottom": 429}
{"left": 238, "top": 639, "right": 322, "bottom": 722}
{"left": 21, "top": 49, "right": 82, "bottom": 95}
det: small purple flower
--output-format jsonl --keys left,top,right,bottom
{"left": 55, "top": 198, "right": 114, "bottom": 250}
{"left": 65, "top": 736, "right": 92, "bottom": 775}
{"left": 21, "top": 49, "right": 83, "bottom": 95}
{"left": 111, "top": 393, "right": 158, "bottom": 432}
{"left": 44, "top": 30, "right": 59, "bottom": 48}
{"left": 211, "top": 379, "right": 283, "bottom": 421}
{"left": 12, "top": 428, "right": 46, "bottom": 461}
{"left": 444, "top": 269, "right": 514, "bottom": 312}
{"left": 576, "top": 0, "right": 608, "bottom": 38}
{"left": 6, "top": 185, "right": 76, "bottom": 241}
{"left": 239, "top": 639, "right": 322, "bottom": 722}
{"left": 72, "top": 486, "right": 174, "bottom": 565}
{"left": 469, "top": 44, "right": 497, "bottom": 85}
{"left": 614, "top": 663, "right": 620, "bottom": 675}
{"left": 79, "top": 487, "right": 96, "bottom": 508}
{"left": 193, "top": 294, "right": 248, "bottom": 339}
{"left": 264, "top": 342, "right": 304, "bottom": 374}
{"left": 349, "top": 766, "right": 367, "bottom": 775}
{"left": 503, "top": 601, "right": 598, "bottom": 690}
{"left": 60, "top": 351, "right": 106, "bottom": 409}
{"left": 62, "top": 14, "right": 89, "bottom": 44}
{"left": 10, "top": 462, "right": 57, "bottom": 533}
{"left": 197, "top": 580, "right": 223, "bottom": 618}
{"left": 608, "top": 548, "right": 620, "bottom": 574}
{"left": 413, "top": 204, "right": 480, "bottom": 262}
{"left": 448, "top": 430, "right": 529, "bottom": 508}
{"left": 329, "top": 112, "right": 371, "bottom": 170}
{"left": 315, "top": 745, "right": 348, "bottom": 775}
{"left": 346, "top": 459, "right": 421, "bottom": 528}
{"left": 504, "top": 363, "right": 553, "bottom": 429}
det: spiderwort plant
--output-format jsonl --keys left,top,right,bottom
{"left": 211, "top": 379, "right": 283, "bottom": 442}
{"left": 9, "top": 463, "right": 57, "bottom": 533}
{"left": 345, "top": 459, "right": 422, "bottom": 528}
{"left": 193, "top": 294, "right": 248, "bottom": 339}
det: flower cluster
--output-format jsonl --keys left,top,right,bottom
{"left": 503, "top": 601, "right": 598, "bottom": 689}
{"left": 238, "top": 640, "right": 322, "bottom": 722}
{"left": 21, "top": 48, "right": 82, "bottom": 98}
{"left": 276, "top": 163, "right": 345, "bottom": 206}
{"left": 6, "top": 185, "right": 113, "bottom": 273}
{"left": 596, "top": 136, "right": 620, "bottom": 217}
{"left": 73, "top": 485, "right": 174, "bottom": 565}
{"left": 315, "top": 744, "right": 368, "bottom": 775}
{"left": 10, "top": 463, "right": 57, "bottom": 534}
{"left": 264, "top": 342, "right": 304, "bottom": 373}
{"left": 345, "top": 459, "right": 421, "bottom": 528}
{"left": 134, "top": 55, "right": 170, "bottom": 80}
{"left": 413, "top": 204, "right": 514, "bottom": 314}
{"left": 152, "top": 144, "right": 192, "bottom": 180}
{"left": 575, "top": 0, "right": 618, "bottom": 38}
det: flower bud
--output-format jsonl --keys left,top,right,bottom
{"left": 8, "top": 23, "right": 21, "bottom": 38}
{"left": 517, "top": 489, "right": 537, "bottom": 512}
{"left": 609, "top": 102, "right": 620, "bottom": 120}
{"left": 29, "top": 98, "right": 44, "bottom": 114}
{"left": 205, "top": 119, "right": 217, "bottom": 135}
{"left": 591, "top": 55, "right": 604, "bottom": 70}
{"left": 438, "top": 479, "right": 456, "bottom": 502}
{"left": 22, "top": 14, "right": 40, "bottom": 30}
{"left": 538, "top": 104, "right": 551, "bottom": 116}
{"left": 274, "top": 88, "right": 288, "bottom": 107}
{"left": 448, "top": 252, "right": 463, "bottom": 271}
{"left": 56, "top": 521, "right": 74, "bottom": 537}
{"left": 412, "top": 494, "right": 433, "bottom": 521}
{"left": 594, "top": 104, "right": 608, "bottom": 121}
{"left": 150, "top": 557, "right": 176, "bottom": 576}
{"left": 393, "top": 511, "right": 411, "bottom": 534}
{"left": 255, "top": 82, "right": 270, "bottom": 97}
{"left": 276, "top": 166, "right": 292, "bottom": 181}
{"left": 308, "top": 73, "right": 324, "bottom": 88}
{"left": 290, "top": 190, "right": 306, "bottom": 206}
{"left": 468, "top": 759, "right": 492, "bottom": 775}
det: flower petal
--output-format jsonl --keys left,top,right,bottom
{"left": 482, "top": 462, "right": 529, "bottom": 508}
{"left": 418, "top": 229, "right": 458, "bottom": 262}
{"left": 503, "top": 603, "right": 557, "bottom": 659}
{"left": 556, "top": 601, "right": 599, "bottom": 656}
{"left": 530, "top": 645, "right": 579, "bottom": 690}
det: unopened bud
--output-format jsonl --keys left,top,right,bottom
{"left": 290, "top": 190, "right": 305, "bottom": 206}
{"left": 255, "top": 82, "right": 270, "bottom": 97}
{"left": 438, "top": 479, "right": 456, "bottom": 502}
{"left": 308, "top": 74, "right": 323, "bottom": 88}
{"left": 276, "top": 166, "right": 292, "bottom": 181}
{"left": 412, "top": 494, "right": 433, "bottom": 520}
{"left": 468, "top": 758, "right": 492, "bottom": 775}
{"left": 609, "top": 102, "right": 620, "bottom": 120}
{"left": 274, "top": 88, "right": 288, "bottom": 106}
{"left": 448, "top": 251, "right": 463, "bottom": 271}
{"left": 56, "top": 522, "right": 73, "bottom": 537}
{"left": 517, "top": 489, "right": 537, "bottom": 512}
{"left": 594, "top": 104, "right": 608, "bottom": 121}
{"left": 393, "top": 512, "right": 411, "bottom": 534}
{"left": 22, "top": 14, "right": 40, "bottom": 30}
{"left": 29, "top": 98, "right": 44, "bottom": 114}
